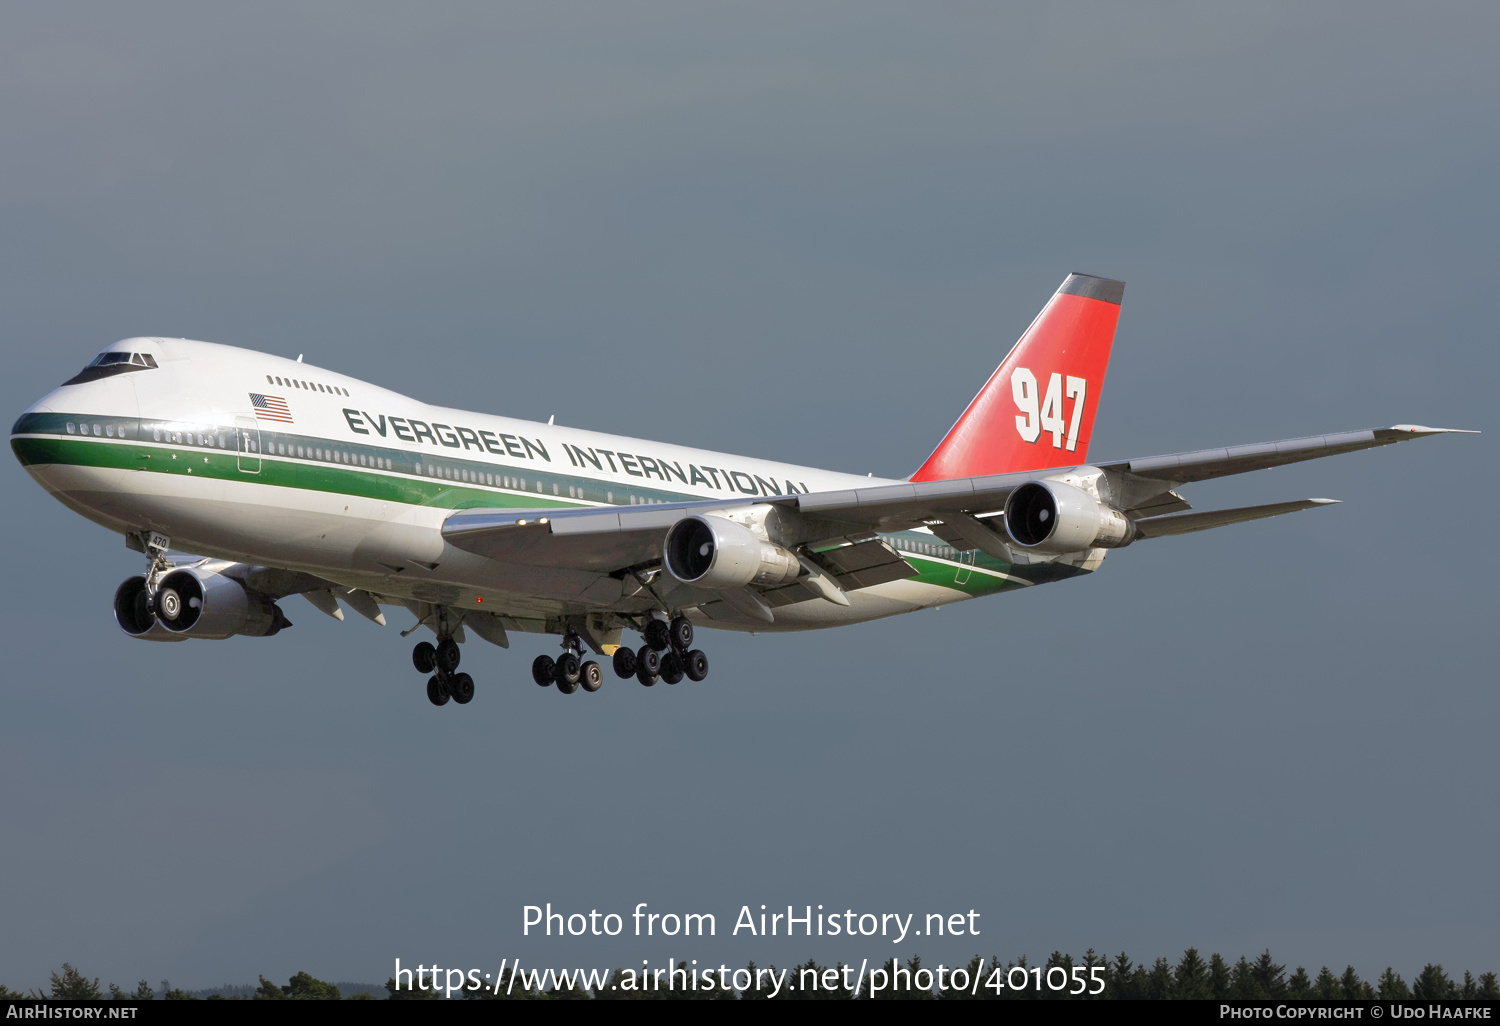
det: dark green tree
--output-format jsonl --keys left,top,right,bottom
{"left": 1108, "top": 953, "right": 1140, "bottom": 1000}
{"left": 1477, "top": 972, "right": 1500, "bottom": 999}
{"left": 1339, "top": 965, "right": 1371, "bottom": 1000}
{"left": 1002, "top": 955, "right": 1032, "bottom": 1002}
{"left": 254, "top": 976, "right": 286, "bottom": 1000}
{"left": 282, "top": 972, "right": 339, "bottom": 1000}
{"left": 1376, "top": 967, "right": 1410, "bottom": 999}
{"left": 131, "top": 980, "right": 154, "bottom": 1001}
{"left": 385, "top": 976, "right": 439, "bottom": 1000}
{"left": 1209, "top": 953, "right": 1233, "bottom": 999}
{"left": 1229, "top": 956, "right": 1266, "bottom": 999}
{"left": 1250, "top": 950, "right": 1287, "bottom": 998}
{"left": 1412, "top": 964, "right": 1456, "bottom": 999}
{"left": 1287, "top": 967, "right": 1312, "bottom": 998}
{"left": 739, "top": 962, "right": 770, "bottom": 1001}
{"left": 789, "top": 957, "right": 851, "bottom": 1000}
{"left": 0, "top": 985, "right": 26, "bottom": 999}
{"left": 1080, "top": 949, "right": 1108, "bottom": 1001}
{"left": 1313, "top": 967, "right": 1340, "bottom": 999}
{"left": 46, "top": 965, "right": 101, "bottom": 1000}
{"left": 592, "top": 967, "right": 655, "bottom": 1001}
{"left": 163, "top": 988, "right": 198, "bottom": 1000}
{"left": 463, "top": 967, "right": 539, "bottom": 1000}
{"left": 1174, "top": 948, "right": 1212, "bottom": 999}
{"left": 938, "top": 955, "right": 988, "bottom": 1000}
{"left": 1143, "top": 957, "right": 1174, "bottom": 1000}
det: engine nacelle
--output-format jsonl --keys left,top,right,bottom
{"left": 1004, "top": 481, "right": 1136, "bottom": 553}
{"left": 153, "top": 567, "right": 289, "bottom": 639}
{"left": 663, "top": 515, "right": 801, "bottom": 590}
{"left": 113, "top": 575, "right": 186, "bottom": 642}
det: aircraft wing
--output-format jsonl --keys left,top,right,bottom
{"left": 441, "top": 424, "right": 1473, "bottom": 572}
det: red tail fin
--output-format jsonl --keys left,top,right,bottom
{"left": 910, "top": 273, "right": 1123, "bottom": 481}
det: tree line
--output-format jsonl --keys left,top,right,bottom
{"left": 8, "top": 951, "right": 1498, "bottom": 1001}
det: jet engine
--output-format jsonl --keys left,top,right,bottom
{"left": 113, "top": 575, "right": 185, "bottom": 642}
{"left": 1004, "top": 481, "right": 1136, "bottom": 553}
{"left": 114, "top": 568, "right": 290, "bottom": 640}
{"left": 663, "top": 515, "right": 801, "bottom": 590}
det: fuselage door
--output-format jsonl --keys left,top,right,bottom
{"left": 955, "top": 548, "right": 975, "bottom": 585}
{"left": 236, "top": 416, "right": 261, "bottom": 474}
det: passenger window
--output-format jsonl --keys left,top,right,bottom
{"left": 67, "top": 423, "right": 76, "bottom": 434}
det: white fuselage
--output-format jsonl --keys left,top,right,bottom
{"left": 15, "top": 338, "right": 1030, "bottom": 636}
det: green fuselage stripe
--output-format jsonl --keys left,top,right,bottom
{"left": 13, "top": 413, "right": 1085, "bottom": 594}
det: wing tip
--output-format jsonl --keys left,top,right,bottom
{"left": 1387, "top": 424, "right": 1481, "bottom": 435}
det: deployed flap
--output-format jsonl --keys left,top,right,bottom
{"left": 1133, "top": 498, "right": 1338, "bottom": 539}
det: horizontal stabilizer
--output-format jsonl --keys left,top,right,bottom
{"left": 1133, "top": 498, "right": 1338, "bottom": 539}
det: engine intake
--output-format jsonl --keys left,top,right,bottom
{"left": 152, "top": 567, "right": 289, "bottom": 639}
{"left": 664, "top": 515, "right": 801, "bottom": 590}
{"left": 113, "top": 575, "right": 185, "bottom": 642}
{"left": 1005, "top": 481, "right": 1136, "bottom": 553}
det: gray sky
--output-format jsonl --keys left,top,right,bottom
{"left": 2, "top": 2, "right": 1495, "bottom": 991}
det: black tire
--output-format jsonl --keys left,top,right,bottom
{"left": 532, "top": 654, "right": 555, "bottom": 687}
{"left": 427, "top": 676, "right": 450, "bottom": 706}
{"left": 684, "top": 649, "right": 709, "bottom": 681}
{"left": 637, "top": 645, "right": 661, "bottom": 676}
{"left": 612, "top": 646, "right": 637, "bottom": 678}
{"left": 449, "top": 672, "right": 475, "bottom": 704}
{"left": 644, "top": 619, "right": 670, "bottom": 651}
{"left": 436, "top": 638, "right": 461, "bottom": 674}
{"left": 580, "top": 661, "right": 603, "bottom": 692}
{"left": 660, "top": 651, "right": 684, "bottom": 685}
{"left": 412, "top": 641, "right": 437, "bottom": 674}
{"left": 636, "top": 665, "right": 658, "bottom": 687}
{"left": 669, "top": 615, "right": 693, "bottom": 651}
{"left": 555, "top": 651, "right": 581, "bottom": 686}
{"left": 557, "top": 673, "right": 579, "bottom": 695}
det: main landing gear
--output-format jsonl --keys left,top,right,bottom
{"left": 531, "top": 629, "right": 604, "bottom": 696}
{"left": 611, "top": 614, "right": 708, "bottom": 688}
{"left": 414, "top": 636, "right": 474, "bottom": 708}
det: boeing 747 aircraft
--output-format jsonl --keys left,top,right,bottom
{"left": 10, "top": 274, "right": 1473, "bottom": 706}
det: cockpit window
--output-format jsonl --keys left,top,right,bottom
{"left": 87, "top": 352, "right": 157, "bottom": 369}
{"left": 63, "top": 350, "right": 159, "bottom": 385}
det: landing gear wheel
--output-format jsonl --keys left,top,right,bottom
{"left": 436, "top": 638, "right": 461, "bottom": 674}
{"left": 636, "top": 665, "right": 658, "bottom": 687}
{"left": 669, "top": 615, "right": 693, "bottom": 652}
{"left": 554, "top": 652, "right": 581, "bottom": 687}
{"left": 644, "top": 619, "right": 670, "bottom": 652}
{"left": 449, "top": 672, "right": 475, "bottom": 704}
{"left": 532, "top": 655, "right": 555, "bottom": 687}
{"left": 580, "top": 661, "right": 603, "bottom": 692}
{"left": 427, "top": 676, "right": 450, "bottom": 706}
{"left": 659, "top": 651, "right": 684, "bottom": 685}
{"left": 612, "top": 647, "right": 637, "bottom": 679}
{"left": 684, "top": 649, "right": 709, "bottom": 681}
{"left": 637, "top": 645, "right": 661, "bottom": 677}
{"left": 412, "top": 641, "right": 437, "bottom": 674}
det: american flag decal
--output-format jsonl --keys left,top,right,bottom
{"left": 249, "top": 393, "right": 293, "bottom": 423}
